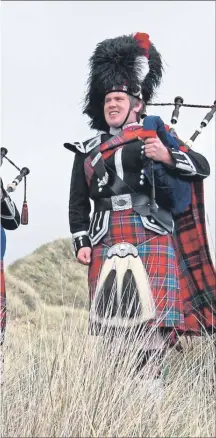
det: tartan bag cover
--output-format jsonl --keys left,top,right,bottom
{"left": 174, "top": 166, "right": 216, "bottom": 334}
{"left": 165, "top": 124, "right": 216, "bottom": 334}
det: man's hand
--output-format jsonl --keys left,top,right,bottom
{"left": 77, "top": 247, "right": 92, "bottom": 265}
{"left": 144, "top": 136, "right": 174, "bottom": 165}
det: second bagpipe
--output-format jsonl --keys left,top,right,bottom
{"left": 0, "top": 147, "right": 30, "bottom": 225}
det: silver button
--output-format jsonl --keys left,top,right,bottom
{"left": 141, "top": 169, "right": 144, "bottom": 174}
{"left": 140, "top": 175, "right": 144, "bottom": 180}
{"left": 141, "top": 145, "right": 145, "bottom": 150}
{"left": 139, "top": 180, "right": 144, "bottom": 185}
{"left": 141, "top": 151, "right": 144, "bottom": 155}
{"left": 99, "top": 187, "right": 103, "bottom": 192}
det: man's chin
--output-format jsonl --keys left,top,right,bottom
{"left": 108, "top": 119, "right": 122, "bottom": 128}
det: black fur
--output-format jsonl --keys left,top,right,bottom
{"left": 83, "top": 34, "right": 163, "bottom": 132}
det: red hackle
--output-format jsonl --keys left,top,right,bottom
{"left": 133, "top": 32, "right": 150, "bottom": 58}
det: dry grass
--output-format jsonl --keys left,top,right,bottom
{"left": 1, "top": 309, "right": 215, "bottom": 438}
{"left": 1, "top": 238, "right": 215, "bottom": 437}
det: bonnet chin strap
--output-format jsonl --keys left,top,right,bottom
{"left": 110, "top": 91, "right": 142, "bottom": 131}
{"left": 118, "top": 100, "right": 133, "bottom": 129}
{"left": 106, "top": 91, "right": 133, "bottom": 133}
{"left": 117, "top": 85, "right": 144, "bottom": 129}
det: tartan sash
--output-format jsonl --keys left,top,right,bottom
{"left": 86, "top": 127, "right": 156, "bottom": 185}
{"left": 100, "top": 128, "right": 156, "bottom": 153}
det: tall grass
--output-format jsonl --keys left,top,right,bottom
{"left": 1, "top": 307, "right": 215, "bottom": 438}
{"left": 2, "top": 237, "right": 215, "bottom": 437}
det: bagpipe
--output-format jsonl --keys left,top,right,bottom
{"left": 147, "top": 96, "right": 216, "bottom": 147}
{"left": 143, "top": 97, "right": 216, "bottom": 213}
{"left": 0, "top": 147, "right": 30, "bottom": 225}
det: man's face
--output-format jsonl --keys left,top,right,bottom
{"left": 104, "top": 92, "right": 131, "bottom": 128}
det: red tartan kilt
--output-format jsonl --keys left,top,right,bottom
{"left": 88, "top": 210, "right": 185, "bottom": 331}
{"left": 0, "top": 260, "right": 6, "bottom": 345}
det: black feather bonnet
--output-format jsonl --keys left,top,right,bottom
{"left": 83, "top": 32, "right": 163, "bottom": 132}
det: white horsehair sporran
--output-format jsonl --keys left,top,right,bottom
{"left": 90, "top": 242, "right": 156, "bottom": 328}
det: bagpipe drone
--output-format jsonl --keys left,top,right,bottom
{"left": 147, "top": 96, "right": 216, "bottom": 146}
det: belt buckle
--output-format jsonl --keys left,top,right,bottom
{"left": 111, "top": 194, "right": 132, "bottom": 211}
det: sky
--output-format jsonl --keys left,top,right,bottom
{"left": 1, "top": 0, "right": 215, "bottom": 266}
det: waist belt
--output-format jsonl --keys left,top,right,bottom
{"left": 94, "top": 193, "right": 173, "bottom": 233}
{"left": 94, "top": 193, "right": 149, "bottom": 212}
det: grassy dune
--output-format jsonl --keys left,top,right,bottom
{"left": 1, "top": 238, "right": 216, "bottom": 437}
{"left": 6, "top": 238, "right": 88, "bottom": 314}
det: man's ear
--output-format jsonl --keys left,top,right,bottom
{"left": 134, "top": 102, "right": 143, "bottom": 113}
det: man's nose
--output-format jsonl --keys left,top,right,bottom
{"left": 108, "top": 101, "right": 117, "bottom": 108}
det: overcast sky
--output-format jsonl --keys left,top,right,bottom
{"left": 1, "top": 1, "right": 215, "bottom": 266}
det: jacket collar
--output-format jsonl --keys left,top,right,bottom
{"left": 109, "top": 122, "right": 141, "bottom": 136}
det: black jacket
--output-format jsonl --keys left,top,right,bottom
{"left": 67, "top": 133, "right": 210, "bottom": 238}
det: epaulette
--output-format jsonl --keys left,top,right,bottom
{"left": 63, "top": 134, "right": 102, "bottom": 154}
